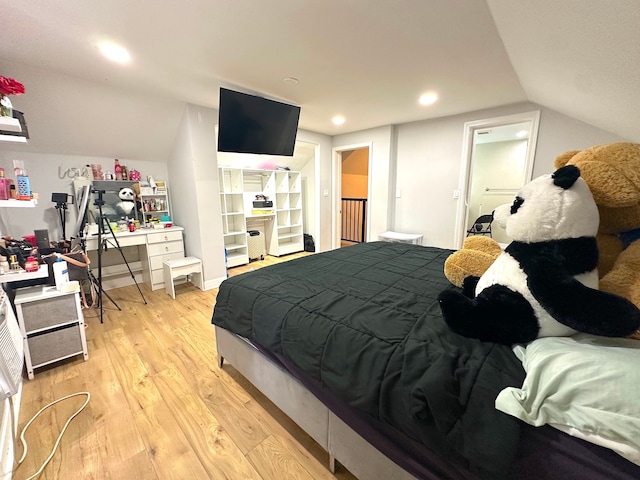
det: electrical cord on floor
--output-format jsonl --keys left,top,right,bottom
{"left": 13, "top": 391, "right": 91, "bottom": 480}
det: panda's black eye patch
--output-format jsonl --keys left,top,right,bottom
{"left": 511, "top": 196, "right": 524, "bottom": 214}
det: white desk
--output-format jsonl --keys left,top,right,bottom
{"left": 84, "top": 226, "right": 185, "bottom": 291}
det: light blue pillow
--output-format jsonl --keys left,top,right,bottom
{"left": 495, "top": 333, "right": 640, "bottom": 465}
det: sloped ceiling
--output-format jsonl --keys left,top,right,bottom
{"left": 0, "top": 0, "right": 638, "bottom": 162}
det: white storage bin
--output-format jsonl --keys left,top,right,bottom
{"left": 378, "top": 231, "right": 423, "bottom": 245}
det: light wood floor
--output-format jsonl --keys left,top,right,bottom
{"left": 14, "top": 253, "right": 357, "bottom": 480}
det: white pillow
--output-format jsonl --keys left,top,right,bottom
{"left": 495, "top": 333, "right": 640, "bottom": 465}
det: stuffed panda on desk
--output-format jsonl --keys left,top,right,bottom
{"left": 438, "top": 165, "right": 640, "bottom": 345}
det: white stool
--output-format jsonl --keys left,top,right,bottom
{"left": 163, "top": 256, "right": 203, "bottom": 299}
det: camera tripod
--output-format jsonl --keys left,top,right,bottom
{"left": 90, "top": 189, "right": 147, "bottom": 323}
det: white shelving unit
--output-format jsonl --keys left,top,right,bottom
{"left": 218, "top": 167, "right": 305, "bottom": 267}
{"left": 139, "top": 186, "right": 171, "bottom": 223}
{"left": 219, "top": 168, "right": 250, "bottom": 268}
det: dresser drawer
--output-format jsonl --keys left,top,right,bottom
{"left": 151, "top": 268, "right": 166, "bottom": 285}
{"left": 147, "top": 230, "right": 183, "bottom": 245}
{"left": 27, "top": 324, "right": 83, "bottom": 367}
{"left": 150, "top": 251, "right": 185, "bottom": 270}
{"left": 147, "top": 240, "right": 184, "bottom": 257}
{"left": 19, "top": 294, "right": 79, "bottom": 332}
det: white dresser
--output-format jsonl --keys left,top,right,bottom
{"left": 140, "top": 229, "right": 186, "bottom": 291}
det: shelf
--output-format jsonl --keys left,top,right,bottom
{"left": 225, "top": 243, "right": 246, "bottom": 252}
{"left": 0, "top": 264, "right": 48, "bottom": 284}
{"left": 0, "top": 134, "right": 27, "bottom": 144}
{"left": 0, "top": 199, "right": 37, "bottom": 208}
{"left": 278, "top": 233, "right": 302, "bottom": 240}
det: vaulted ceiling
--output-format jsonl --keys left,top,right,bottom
{"left": 1, "top": 0, "right": 638, "bottom": 161}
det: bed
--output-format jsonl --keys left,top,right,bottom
{"left": 211, "top": 242, "right": 640, "bottom": 479}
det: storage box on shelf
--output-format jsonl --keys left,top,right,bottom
{"left": 14, "top": 285, "right": 88, "bottom": 379}
{"left": 218, "top": 167, "right": 304, "bottom": 267}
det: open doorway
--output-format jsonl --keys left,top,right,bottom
{"left": 455, "top": 111, "right": 540, "bottom": 248}
{"left": 340, "top": 148, "right": 369, "bottom": 247}
{"left": 332, "top": 143, "right": 372, "bottom": 249}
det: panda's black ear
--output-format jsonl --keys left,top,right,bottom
{"left": 552, "top": 165, "right": 581, "bottom": 189}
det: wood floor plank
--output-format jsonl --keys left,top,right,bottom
{"left": 132, "top": 400, "right": 211, "bottom": 479}
{"left": 104, "top": 327, "right": 163, "bottom": 413}
{"left": 247, "top": 434, "right": 316, "bottom": 480}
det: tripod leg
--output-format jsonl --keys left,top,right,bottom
{"left": 88, "top": 269, "right": 121, "bottom": 311}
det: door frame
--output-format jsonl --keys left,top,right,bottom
{"left": 331, "top": 142, "right": 373, "bottom": 249}
{"left": 454, "top": 110, "right": 541, "bottom": 248}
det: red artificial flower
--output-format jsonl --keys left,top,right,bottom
{"left": 0, "top": 76, "right": 25, "bottom": 96}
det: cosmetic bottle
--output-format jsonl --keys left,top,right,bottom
{"left": 24, "top": 256, "right": 39, "bottom": 273}
{"left": 0, "top": 168, "right": 10, "bottom": 200}
{"left": 114, "top": 159, "right": 123, "bottom": 181}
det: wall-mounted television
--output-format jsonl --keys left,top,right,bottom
{"left": 217, "top": 88, "right": 300, "bottom": 156}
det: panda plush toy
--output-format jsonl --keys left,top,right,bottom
{"left": 438, "top": 165, "right": 640, "bottom": 345}
{"left": 115, "top": 187, "right": 136, "bottom": 216}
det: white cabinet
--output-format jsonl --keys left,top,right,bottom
{"left": 14, "top": 286, "right": 88, "bottom": 379}
{"left": 218, "top": 167, "right": 304, "bottom": 267}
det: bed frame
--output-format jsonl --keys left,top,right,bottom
{"left": 215, "top": 325, "right": 416, "bottom": 480}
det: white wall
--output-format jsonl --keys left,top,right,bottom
{"left": 393, "top": 102, "right": 627, "bottom": 249}
{"left": 167, "top": 104, "right": 226, "bottom": 289}
{"left": 296, "top": 130, "right": 333, "bottom": 251}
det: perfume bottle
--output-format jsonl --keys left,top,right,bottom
{"left": 0, "top": 168, "right": 11, "bottom": 201}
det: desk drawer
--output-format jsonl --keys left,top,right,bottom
{"left": 147, "top": 240, "right": 184, "bottom": 257}
{"left": 147, "top": 231, "right": 183, "bottom": 245}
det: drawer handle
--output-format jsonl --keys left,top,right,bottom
{"left": 165, "top": 246, "right": 169, "bottom": 251}
{"left": 164, "top": 235, "right": 168, "bottom": 241}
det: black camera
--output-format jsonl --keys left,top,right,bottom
{"left": 52, "top": 192, "right": 73, "bottom": 204}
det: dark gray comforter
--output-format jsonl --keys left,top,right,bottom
{"left": 212, "top": 242, "right": 526, "bottom": 478}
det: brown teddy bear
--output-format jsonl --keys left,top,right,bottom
{"left": 444, "top": 142, "right": 640, "bottom": 339}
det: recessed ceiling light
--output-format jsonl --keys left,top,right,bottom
{"left": 516, "top": 130, "right": 528, "bottom": 138}
{"left": 283, "top": 77, "right": 299, "bottom": 85}
{"left": 419, "top": 92, "right": 438, "bottom": 105}
{"left": 332, "top": 116, "right": 345, "bottom": 126}
{"left": 99, "top": 42, "right": 131, "bottom": 63}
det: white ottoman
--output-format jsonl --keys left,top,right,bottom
{"left": 163, "top": 256, "right": 203, "bottom": 299}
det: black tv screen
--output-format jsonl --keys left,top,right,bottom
{"left": 217, "top": 88, "right": 301, "bottom": 156}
